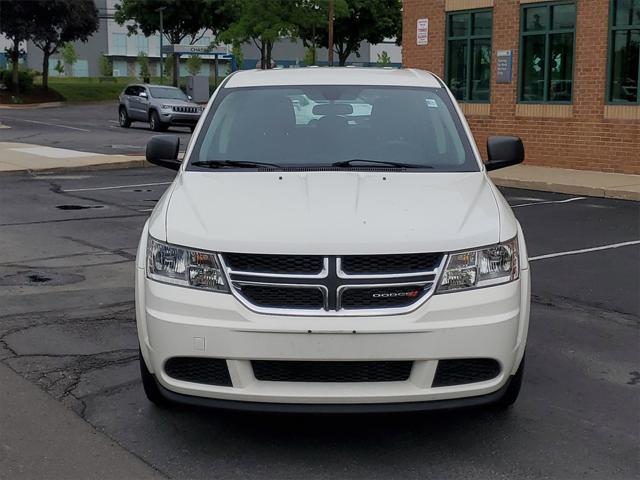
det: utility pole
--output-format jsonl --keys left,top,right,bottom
{"left": 156, "top": 6, "right": 166, "bottom": 84}
{"left": 327, "top": 0, "right": 334, "bottom": 67}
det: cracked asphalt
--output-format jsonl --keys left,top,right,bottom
{"left": 0, "top": 167, "right": 638, "bottom": 480}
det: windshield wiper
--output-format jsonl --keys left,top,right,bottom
{"left": 191, "top": 160, "right": 282, "bottom": 169}
{"left": 331, "top": 159, "right": 432, "bottom": 169}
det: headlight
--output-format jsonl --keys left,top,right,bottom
{"left": 437, "top": 237, "right": 519, "bottom": 293}
{"left": 146, "top": 236, "right": 228, "bottom": 292}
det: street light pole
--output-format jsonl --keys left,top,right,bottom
{"left": 327, "top": 0, "right": 334, "bottom": 67}
{"left": 156, "top": 6, "right": 166, "bottom": 84}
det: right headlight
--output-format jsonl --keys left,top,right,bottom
{"left": 437, "top": 237, "right": 519, "bottom": 293}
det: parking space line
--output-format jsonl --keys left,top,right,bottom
{"left": 529, "top": 240, "right": 640, "bottom": 261}
{"left": 512, "top": 197, "right": 586, "bottom": 208}
{"left": 62, "top": 181, "right": 172, "bottom": 193}
{"left": 18, "top": 119, "right": 90, "bottom": 132}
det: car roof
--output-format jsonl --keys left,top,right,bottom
{"left": 224, "top": 67, "right": 442, "bottom": 89}
{"left": 125, "top": 84, "right": 179, "bottom": 89}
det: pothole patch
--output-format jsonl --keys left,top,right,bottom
{"left": 0, "top": 270, "right": 85, "bottom": 286}
{"left": 56, "top": 205, "right": 105, "bottom": 210}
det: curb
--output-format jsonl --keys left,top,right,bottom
{"left": 0, "top": 158, "right": 150, "bottom": 176}
{"left": 492, "top": 177, "right": 640, "bottom": 202}
{"left": 0, "top": 101, "right": 66, "bottom": 109}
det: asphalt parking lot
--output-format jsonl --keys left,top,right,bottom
{"left": 0, "top": 103, "right": 192, "bottom": 155}
{"left": 0, "top": 166, "right": 638, "bottom": 480}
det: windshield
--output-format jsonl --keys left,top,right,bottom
{"left": 191, "top": 85, "right": 478, "bottom": 171}
{"left": 148, "top": 87, "right": 188, "bottom": 100}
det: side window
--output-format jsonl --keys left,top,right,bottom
{"left": 445, "top": 9, "right": 493, "bottom": 102}
{"left": 519, "top": 2, "right": 576, "bottom": 102}
{"left": 124, "top": 86, "right": 136, "bottom": 96}
{"left": 608, "top": 0, "right": 640, "bottom": 103}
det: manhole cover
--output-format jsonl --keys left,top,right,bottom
{"left": 0, "top": 271, "right": 85, "bottom": 287}
{"left": 56, "top": 205, "right": 105, "bottom": 210}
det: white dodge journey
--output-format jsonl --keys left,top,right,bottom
{"left": 136, "top": 67, "right": 530, "bottom": 412}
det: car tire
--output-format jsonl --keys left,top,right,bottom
{"left": 139, "top": 348, "right": 171, "bottom": 407}
{"left": 493, "top": 354, "right": 525, "bottom": 409}
{"left": 149, "top": 111, "right": 166, "bottom": 132}
{"left": 119, "top": 107, "right": 131, "bottom": 128}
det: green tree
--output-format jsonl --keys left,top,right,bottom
{"left": 231, "top": 41, "right": 243, "bottom": 70}
{"left": 61, "top": 43, "right": 78, "bottom": 76}
{"left": 138, "top": 51, "right": 151, "bottom": 82}
{"left": 297, "top": 0, "right": 401, "bottom": 66}
{"left": 99, "top": 55, "right": 113, "bottom": 77}
{"left": 376, "top": 50, "right": 391, "bottom": 66}
{"left": 0, "top": 0, "right": 38, "bottom": 94}
{"left": 303, "top": 46, "right": 316, "bottom": 66}
{"left": 185, "top": 54, "right": 203, "bottom": 76}
{"left": 115, "top": 0, "right": 228, "bottom": 86}
{"left": 219, "top": 0, "right": 297, "bottom": 69}
{"left": 30, "top": 0, "right": 98, "bottom": 89}
{"left": 54, "top": 59, "right": 65, "bottom": 76}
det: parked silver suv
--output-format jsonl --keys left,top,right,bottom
{"left": 118, "top": 84, "right": 204, "bottom": 132}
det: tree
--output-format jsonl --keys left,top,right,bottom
{"left": 30, "top": 0, "right": 98, "bottom": 90}
{"left": 186, "top": 54, "right": 203, "bottom": 76}
{"left": 99, "top": 55, "right": 113, "bottom": 77}
{"left": 137, "top": 51, "right": 151, "bottom": 82}
{"left": 60, "top": 43, "right": 78, "bottom": 77}
{"left": 115, "top": 0, "right": 221, "bottom": 86}
{"left": 376, "top": 50, "right": 390, "bottom": 66}
{"left": 219, "top": 0, "right": 297, "bottom": 69}
{"left": 0, "top": 0, "right": 38, "bottom": 94}
{"left": 296, "top": 0, "right": 401, "bottom": 66}
{"left": 54, "top": 59, "right": 65, "bottom": 77}
{"left": 231, "top": 41, "right": 243, "bottom": 70}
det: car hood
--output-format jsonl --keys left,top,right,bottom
{"left": 162, "top": 171, "right": 500, "bottom": 255}
{"left": 159, "top": 99, "right": 198, "bottom": 107}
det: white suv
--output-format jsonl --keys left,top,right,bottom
{"left": 137, "top": 68, "right": 530, "bottom": 412}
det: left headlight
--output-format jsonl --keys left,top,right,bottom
{"left": 437, "top": 237, "right": 519, "bottom": 293}
{"left": 146, "top": 236, "right": 229, "bottom": 292}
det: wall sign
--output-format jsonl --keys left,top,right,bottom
{"left": 416, "top": 18, "right": 429, "bottom": 45}
{"left": 496, "top": 50, "right": 513, "bottom": 84}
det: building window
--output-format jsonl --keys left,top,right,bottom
{"left": 136, "top": 35, "right": 149, "bottom": 55}
{"left": 608, "top": 0, "right": 640, "bottom": 103}
{"left": 112, "top": 33, "right": 127, "bottom": 56}
{"left": 519, "top": 2, "right": 576, "bottom": 103}
{"left": 445, "top": 9, "right": 492, "bottom": 102}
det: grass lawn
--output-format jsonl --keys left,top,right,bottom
{"left": 45, "top": 77, "right": 136, "bottom": 102}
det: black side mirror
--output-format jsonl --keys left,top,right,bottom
{"left": 486, "top": 136, "right": 525, "bottom": 171}
{"left": 146, "top": 135, "right": 181, "bottom": 171}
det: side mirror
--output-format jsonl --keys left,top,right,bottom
{"left": 188, "top": 95, "right": 193, "bottom": 101}
{"left": 146, "top": 135, "right": 181, "bottom": 170}
{"left": 139, "top": 91, "right": 148, "bottom": 98}
{"left": 485, "top": 136, "right": 525, "bottom": 171}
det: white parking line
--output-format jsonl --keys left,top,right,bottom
{"left": 62, "top": 181, "right": 171, "bottom": 193}
{"left": 512, "top": 197, "right": 586, "bottom": 208}
{"left": 18, "top": 119, "right": 90, "bottom": 132}
{"left": 529, "top": 240, "right": 640, "bottom": 261}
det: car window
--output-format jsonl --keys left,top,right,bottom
{"left": 124, "top": 86, "right": 136, "bottom": 96}
{"left": 148, "top": 87, "right": 188, "bottom": 100}
{"left": 192, "top": 85, "right": 477, "bottom": 172}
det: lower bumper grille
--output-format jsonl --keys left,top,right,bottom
{"left": 252, "top": 360, "right": 413, "bottom": 383}
{"left": 432, "top": 358, "right": 501, "bottom": 387}
{"left": 164, "top": 357, "right": 232, "bottom": 386}
{"left": 340, "top": 285, "right": 429, "bottom": 309}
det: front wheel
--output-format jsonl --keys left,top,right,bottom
{"left": 139, "top": 349, "right": 170, "bottom": 407}
{"left": 119, "top": 107, "right": 131, "bottom": 128}
{"left": 149, "top": 111, "right": 166, "bottom": 132}
{"left": 494, "top": 355, "right": 525, "bottom": 409}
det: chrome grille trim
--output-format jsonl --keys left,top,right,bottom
{"left": 336, "top": 257, "right": 439, "bottom": 279}
{"left": 219, "top": 254, "right": 447, "bottom": 317}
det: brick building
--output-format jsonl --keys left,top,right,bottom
{"left": 402, "top": 0, "right": 639, "bottom": 174}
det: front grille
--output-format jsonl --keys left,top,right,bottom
{"left": 224, "top": 253, "right": 324, "bottom": 275}
{"left": 164, "top": 357, "right": 232, "bottom": 386}
{"left": 238, "top": 284, "right": 324, "bottom": 309}
{"left": 432, "top": 358, "right": 501, "bottom": 387}
{"left": 252, "top": 360, "right": 413, "bottom": 383}
{"left": 341, "top": 253, "right": 443, "bottom": 275}
{"left": 340, "top": 285, "right": 429, "bottom": 309}
{"left": 172, "top": 105, "right": 199, "bottom": 113}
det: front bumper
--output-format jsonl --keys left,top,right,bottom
{"left": 159, "top": 111, "right": 200, "bottom": 126}
{"left": 136, "top": 263, "right": 530, "bottom": 407}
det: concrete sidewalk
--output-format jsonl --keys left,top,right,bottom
{"left": 1, "top": 141, "right": 638, "bottom": 200}
{"left": 0, "top": 363, "right": 165, "bottom": 479}
{"left": 0, "top": 141, "right": 145, "bottom": 173}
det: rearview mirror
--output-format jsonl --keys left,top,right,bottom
{"left": 146, "top": 135, "right": 181, "bottom": 171}
{"left": 485, "top": 136, "right": 525, "bottom": 171}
